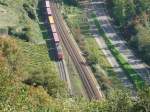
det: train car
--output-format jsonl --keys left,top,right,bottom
{"left": 53, "top": 32, "right": 60, "bottom": 43}
{"left": 44, "top": 1, "right": 63, "bottom": 60}
{"left": 45, "top": 0, "right": 50, "bottom": 8}
{"left": 56, "top": 45, "right": 64, "bottom": 60}
{"left": 51, "top": 24, "right": 57, "bottom": 33}
{"left": 48, "top": 16, "right": 54, "bottom": 24}
{"left": 46, "top": 8, "right": 52, "bottom": 15}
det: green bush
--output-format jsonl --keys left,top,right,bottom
{"left": 23, "top": 3, "right": 36, "bottom": 20}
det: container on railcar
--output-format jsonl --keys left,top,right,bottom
{"left": 45, "top": 0, "right": 50, "bottom": 8}
{"left": 51, "top": 24, "right": 57, "bottom": 33}
{"left": 48, "top": 16, "right": 55, "bottom": 24}
{"left": 53, "top": 32, "right": 60, "bottom": 43}
{"left": 46, "top": 8, "right": 52, "bottom": 15}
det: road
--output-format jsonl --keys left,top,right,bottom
{"left": 89, "top": 22, "right": 135, "bottom": 90}
{"left": 88, "top": 0, "right": 150, "bottom": 84}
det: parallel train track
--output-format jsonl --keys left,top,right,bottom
{"left": 58, "top": 60, "right": 72, "bottom": 94}
{"left": 49, "top": 0, "right": 103, "bottom": 100}
{"left": 44, "top": 1, "right": 71, "bottom": 91}
{"left": 57, "top": 61, "right": 67, "bottom": 81}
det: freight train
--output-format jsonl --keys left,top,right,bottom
{"left": 45, "top": 0, "right": 64, "bottom": 60}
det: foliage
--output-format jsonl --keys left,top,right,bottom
{"left": 86, "top": 90, "right": 132, "bottom": 112}
{"left": 0, "top": 37, "right": 66, "bottom": 111}
{"left": 86, "top": 88, "right": 150, "bottom": 112}
{"left": 107, "top": 0, "right": 150, "bottom": 65}
{"left": 133, "top": 25, "right": 150, "bottom": 63}
{"left": 0, "top": 0, "right": 150, "bottom": 111}
{"left": 133, "top": 87, "right": 150, "bottom": 112}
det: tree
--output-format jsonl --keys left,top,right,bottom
{"left": 106, "top": 89, "right": 133, "bottom": 112}
{"left": 133, "top": 87, "right": 150, "bottom": 112}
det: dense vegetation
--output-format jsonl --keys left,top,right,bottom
{"left": 0, "top": 0, "right": 150, "bottom": 111}
{"left": 0, "top": 37, "right": 150, "bottom": 112}
{"left": 106, "top": 0, "right": 150, "bottom": 65}
{"left": 0, "top": 37, "right": 67, "bottom": 111}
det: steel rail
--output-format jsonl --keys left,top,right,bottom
{"left": 49, "top": 0, "right": 103, "bottom": 100}
{"left": 57, "top": 61, "right": 67, "bottom": 81}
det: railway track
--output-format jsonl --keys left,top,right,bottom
{"left": 57, "top": 60, "right": 72, "bottom": 94}
{"left": 49, "top": 0, "right": 103, "bottom": 100}
{"left": 57, "top": 61, "right": 67, "bottom": 81}
{"left": 43, "top": 0, "right": 72, "bottom": 93}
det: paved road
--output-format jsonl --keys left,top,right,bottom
{"left": 87, "top": 0, "right": 150, "bottom": 85}
{"left": 82, "top": 4, "right": 135, "bottom": 90}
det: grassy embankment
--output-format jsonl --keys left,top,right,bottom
{"left": 0, "top": 37, "right": 68, "bottom": 111}
{"left": 0, "top": 0, "right": 44, "bottom": 43}
{"left": 91, "top": 13, "right": 145, "bottom": 89}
